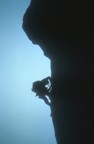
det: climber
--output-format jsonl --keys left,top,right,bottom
{"left": 32, "top": 77, "right": 52, "bottom": 106}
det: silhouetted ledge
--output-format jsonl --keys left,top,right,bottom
{"left": 23, "top": 1, "right": 94, "bottom": 144}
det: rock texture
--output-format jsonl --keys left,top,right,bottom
{"left": 23, "top": 1, "right": 94, "bottom": 144}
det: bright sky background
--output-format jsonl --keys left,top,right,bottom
{"left": 0, "top": 0, "right": 56, "bottom": 144}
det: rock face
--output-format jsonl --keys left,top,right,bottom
{"left": 23, "top": 1, "right": 94, "bottom": 144}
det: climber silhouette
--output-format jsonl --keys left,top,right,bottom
{"left": 32, "top": 77, "right": 52, "bottom": 106}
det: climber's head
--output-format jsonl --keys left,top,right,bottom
{"left": 32, "top": 81, "right": 41, "bottom": 93}
{"left": 32, "top": 80, "right": 47, "bottom": 96}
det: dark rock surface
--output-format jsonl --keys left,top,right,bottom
{"left": 23, "top": 1, "right": 94, "bottom": 144}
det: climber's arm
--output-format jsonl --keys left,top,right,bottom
{"left": 42, "top": 96, "right": 51, "bottom": 106}
{"left": 41, "top": 76, "right": 51, "bottom": 85}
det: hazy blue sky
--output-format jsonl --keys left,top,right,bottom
{"left": 0, "top": 0, "right": 56, "bottom": 144}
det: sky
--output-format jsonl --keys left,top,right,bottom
{"left": 0, "top": 0, "right": 56, "bottom": 144}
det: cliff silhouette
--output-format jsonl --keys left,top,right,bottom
{"left": 22, "top": 1, "right": 94, "bottom": 144}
